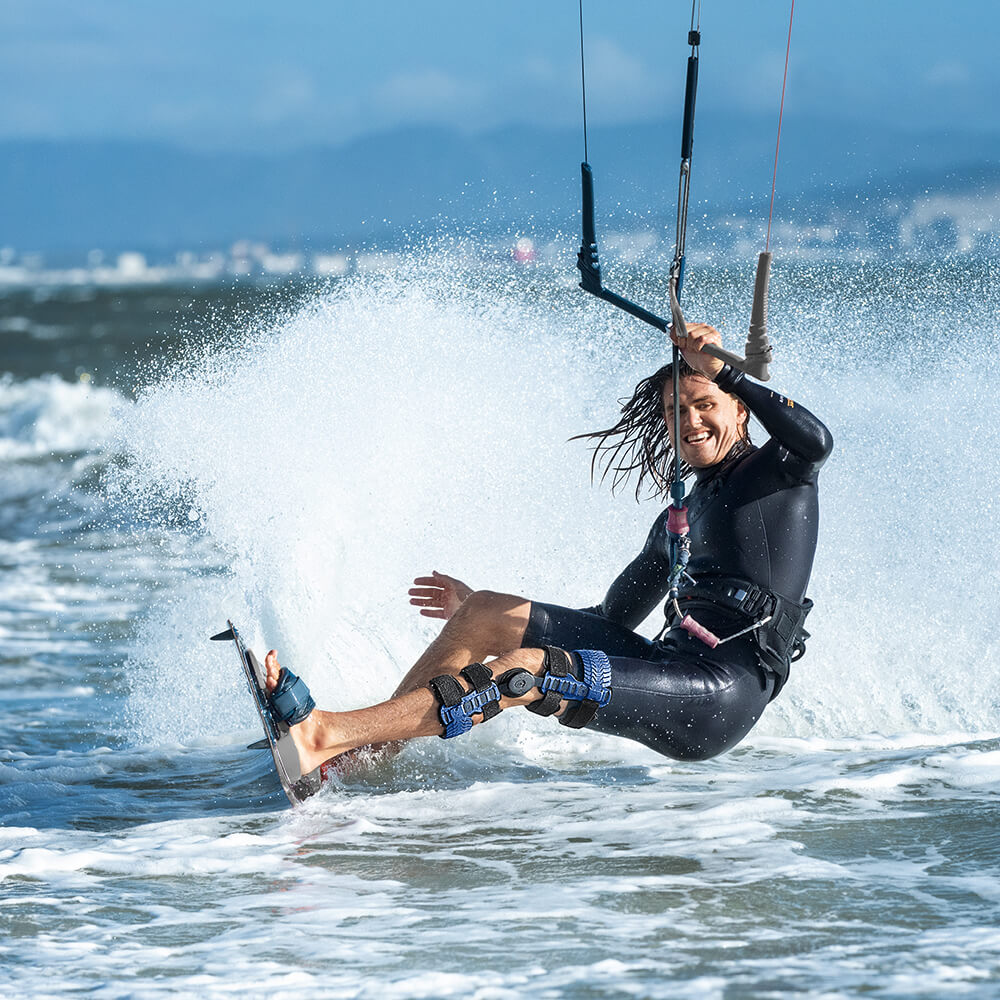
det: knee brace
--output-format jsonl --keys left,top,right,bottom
{"left": 497, "top": 645, "right": 612, "bottom": 730}
{"left": 428, "top": 663, "right": 502, "bottom": 739}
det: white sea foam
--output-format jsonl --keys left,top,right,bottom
{"left": 0, "top": 373, "right": 121, "bottom": 459}
{"left": 4, "top": 733, "right": 999, "bottom": 998}
{"left": 111, "top": 262, "right": 637, "bottom": 744}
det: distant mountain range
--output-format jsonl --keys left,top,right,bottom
{"left": 3, "top": 113, "right": 1000, "bottom": 257}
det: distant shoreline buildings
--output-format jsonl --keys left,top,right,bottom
{"left": 1, "top": 187, "right": 998, "bottom": 290}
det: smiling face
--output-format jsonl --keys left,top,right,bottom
{"left": 663, "top": 375, "right": 749, "bottom": 468}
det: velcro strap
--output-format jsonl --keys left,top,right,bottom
{"left": 428, "top": 674, "right": 465, "bottom": 707}
{"left": 429, "top": 665, "right": 500, "bottom": 739}
{"left": 526, "top": 646, "right": 570, "bottom": 717}
{"left": 527, "top": 692, "right": 563, "bottom": 717}
{"left": 461, "top": 663, "right": 501, "bottom": 722}
{"left": 559, "top": 649, "right": 613, "bottom": 730}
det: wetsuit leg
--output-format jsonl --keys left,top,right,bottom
{"left": 522, "top": 601, "right": 773, "bottom": 761}
{"left": 586, "top": 652, "right": 773, "bottom": 761}
{"left": 523, "top": 601, "right": 659, "bottom": 660}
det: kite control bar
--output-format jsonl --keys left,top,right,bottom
{"left": 576, "top": 166, "right": 774, "bottom": 381}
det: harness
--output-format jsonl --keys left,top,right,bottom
{"left": 667, "top": 577, "right": 812, "bottom": 696}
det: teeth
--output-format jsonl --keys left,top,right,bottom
{"left": 685, "top": 432, "right": 710, "bottom": 444}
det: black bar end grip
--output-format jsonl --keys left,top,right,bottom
{"left": 680, "top": 56, "right": 699, "bottom": 161}
{"left": 578, "top": 161, "right": 603, "bottom": 293}
{"left": 581, "top": 162, "right": 597, "bottom": 247}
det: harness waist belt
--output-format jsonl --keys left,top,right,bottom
{"left": 666, "top": 578, "right": 813, "bottom": 694}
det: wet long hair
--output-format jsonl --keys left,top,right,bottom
{"left": 573, "top": 358, "right": 752, "bottom": 501}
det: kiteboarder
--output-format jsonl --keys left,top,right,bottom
{"left": 259, "top": 321, "right": 832, "bottom": 775}
{"left": 215, "top": 2, "right": 822, "bottom": 799}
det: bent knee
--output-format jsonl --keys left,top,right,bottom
{"left": 456, "top": 590, "right": 530, "bottom": 630}
{"left": 445, "top": 590, "right": 532, "bottom": 657}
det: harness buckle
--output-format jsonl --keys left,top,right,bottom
{"left": 726, "top": 582, "right": 772, "bottom": 619}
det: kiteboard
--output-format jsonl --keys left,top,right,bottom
{"left": 211, "top": 620, "right": 322, "bottom": 806}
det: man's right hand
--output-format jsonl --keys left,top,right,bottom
{"left": 669, "top": 321, "right": 726, "bottom": 379}
{"left": 408, "top": 570, "right": 473, "bottom": 620}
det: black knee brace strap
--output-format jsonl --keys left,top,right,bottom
{"left": 496, "top": 646, "right": 613, "bottom": 730}
{"left": 526, "top": 646, "right": 574, "bottom": 717}
{"left": 428, "top": 663, "right": 502, "bottom": 739}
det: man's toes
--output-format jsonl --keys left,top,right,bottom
{"left": 264, "top": 650, "right": 281, "bottom": 691}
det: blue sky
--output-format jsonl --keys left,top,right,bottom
{"left": 2, "top": 1, "right": 996, "bottom": 150}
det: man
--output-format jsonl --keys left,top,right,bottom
{"left": 262, "top": 322, "right": 833, "bottom": 774}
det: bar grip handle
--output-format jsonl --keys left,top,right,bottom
{"left": 699, "top": 252, "right": 773, "bottom": 382}
{"left": 749, "top": 251, "right": 771, "bottom": 339}
{"left": 701, "top": 343, "right": 750, "bottom": 367}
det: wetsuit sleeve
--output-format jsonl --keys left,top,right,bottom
{"left": 591, "top": 509, "right": 673, "bottom": 629}
{"left": 715, "top": 365, "right": 833, "bottom": 480}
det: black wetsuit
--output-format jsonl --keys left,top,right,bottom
{"left": 522, "top": 366, "right": 833, "bottom": 760}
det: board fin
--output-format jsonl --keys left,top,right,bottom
{"left": 210, "top": 628, "right": 235, "bottom": 642}
{"left": 246, "top": 738, "right": 269, "bottom": 750}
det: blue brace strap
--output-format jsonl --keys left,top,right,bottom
{"left": 559, "top": 649, "right": 613, "bottom": 729}
{"left": 429, "top": 663, "right": 501, "bottom": 739}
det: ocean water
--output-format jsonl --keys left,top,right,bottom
{"left": 2, "top": 252, "right": 1000, "bottom": 998}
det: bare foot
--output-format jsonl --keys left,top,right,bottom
{"left": 264, "top": 650, "right": 349, "bottom": 774}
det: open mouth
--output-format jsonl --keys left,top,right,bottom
{"left": 684, "top": 431, "right": 711, "bottom": 445}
